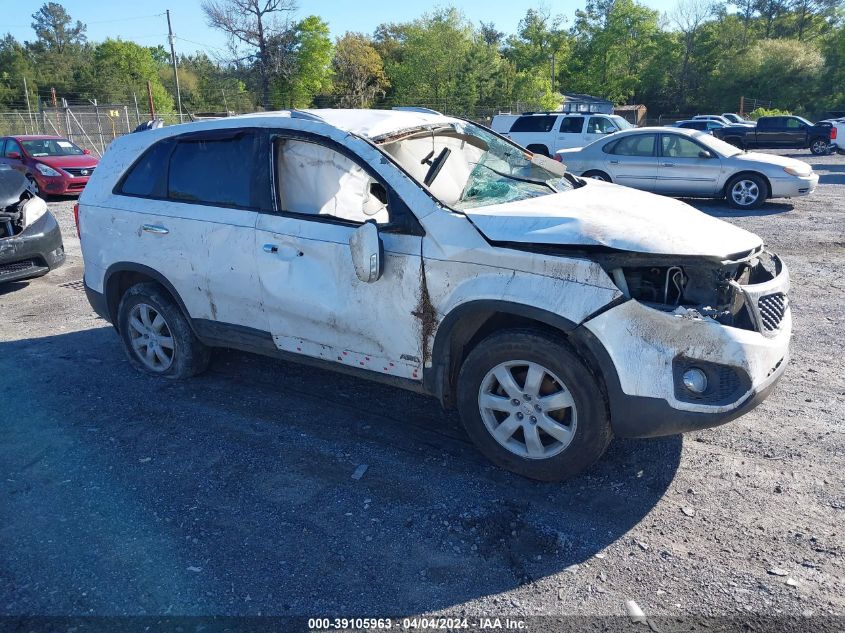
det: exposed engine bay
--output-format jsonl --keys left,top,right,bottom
{"left": 0, "top": 169, "right": 46, "bottom": 239}
{"left": 597, "top": 248, "right": 786, "bottom": 332}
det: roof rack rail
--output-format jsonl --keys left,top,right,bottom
{"left": 392, "top": 106, "right": 443, "bottom": 115}
{"left": 290, "top": 109, "right": 325, "bottom": 122}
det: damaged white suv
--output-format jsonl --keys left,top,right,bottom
{"left": 78, "top": 109, "right": 791, "bottom": 481}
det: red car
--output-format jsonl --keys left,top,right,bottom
{"left": 0, "top": 135, "right": 99, "bottom": 197}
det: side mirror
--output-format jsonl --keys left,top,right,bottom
{"left": 83, "top": 148, "right": 91, "bottom": 155}
{"left": 7, "top": 151, "right": 20, "bottom": 160}
{"left": 349, "top": 221, "right": 383, "bottom": 283}
{"left": 699, "top": 150, "right": 715, "bottom": 159}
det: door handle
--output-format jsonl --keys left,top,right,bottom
{"left": 263, "top": 243, "right": 303, "bottom": 259}
{"left": 609, "top": 160, "right": 619, "bottom": 164}
{"left": 142, "top": 224, "right": 169, "bottom": 235}
{"left": 661, "top": 162, "right": 675, "bottom": 167}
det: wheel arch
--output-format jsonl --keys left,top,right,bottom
{"left": 103, "top": 262, "right": 194, "bottom": 334}
{"left": 425, "top": 300, "right": 617, "bottom": 409}
{"left": 722, "top": 170, "right": 771, "bottom": 200}
{"left": 525, "top": 143, "right": 550, "bottom": 157}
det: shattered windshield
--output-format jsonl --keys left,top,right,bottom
{"left": 377, "top": 120, "right": 574, "bottom": 211}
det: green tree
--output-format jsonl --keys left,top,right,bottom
{"left": 332, "top": 33, "right": 388, "bottom": 107}
{"left": 271, "top": 16, "right": 333, "bottom": 108}
{"left": 31, "top": 2, "right": 86, "bottom": 53}
{"left": 91, "top": 39, "right": 174, "bottom": 113}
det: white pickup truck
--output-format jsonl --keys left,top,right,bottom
{"left": 491, "top": 112, "right": 633, "bottom": 156}
{"left": 826, "top": 118, "right": 844, "bottom": 154}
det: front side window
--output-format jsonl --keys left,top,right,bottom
{"left": 21, "top": 138, "right": 84, "bottom": 157}
{"left": 559, "top": 117, "right": 584, "bottom": 133}
{"left": 376, "top": 120, "right": 574, "bottom": 210}
{"left": 511, "top": 115, "right": 558, "bottom": 133}
{"left": 587, "top": 117, "right": 616, "bottom": 134}
{"left": 167, "top": 133, "right": 258, "bottom": 208}
{"left": 275, "top": 138, "right": 390, "bottom": 225}
{"left": 661, "top": 135, "right": 707, "bottom": 158}
{"left": 4, "top": 140, "right": 22, "bottom": 157}
{"left": 608, "top": 134, "right": 656, "bottom": 156}
{"left": 786, "top": 118, "right": 805, "bottom": 129}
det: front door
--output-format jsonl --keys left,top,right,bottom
{"left": 603, "top": 133, "right": 659, "bottom": 191}
{"left": 655, "top": 133, "right": 722, "bottom": 196}
{"left": 255, "top": 133, "right": 425, "bottom": 381}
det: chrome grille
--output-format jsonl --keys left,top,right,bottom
{"left": 758, "top": 293, "right": 787, "bottom": 332}
{"left": 64, "top": 166, "right": 95, "bottom": 178}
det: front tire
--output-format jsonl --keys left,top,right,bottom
{"left": 457, "top": 329, "right": 611, "bottom": 481}
{"left": 726, "top": 173, "right": 766, "bottom": 210}
{"left": 117, "top": 282, "right": 211, "bottom": 379}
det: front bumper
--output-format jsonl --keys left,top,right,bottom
{"left": 35, "top": 172, "right": 91, "bottom": 196}
{"left": 0, "top": 211, "right": 65, "bottom": 283}
{"left": 579, "top": 260, "right": 791, "bottom": 438}
{"left": 768, "top": 173, "right": 818, "bottom": 198}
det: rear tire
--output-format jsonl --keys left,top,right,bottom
{"left": 582, "top": 170, "right": 611, "bottom": 182}
{"left": 810, "top": 138, "right": 830, "bottom": 155}
{"left": 457, "top": 329, "right": 612, "bottom": 481}
{"left": 117, "top": 282, "right": 211, "bottom": 379}
{"left": 726, "top": 173, "right": 767, "bottom": 210}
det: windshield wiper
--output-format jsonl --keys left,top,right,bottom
{"left": 476, "top": 163, "right": 558, "bottom": 190}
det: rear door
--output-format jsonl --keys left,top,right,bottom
{"left": 556, "top": 116, "right": 585, "bottom": 150}
{"left": 655, "top": 133, "right": 722, "bottom": 196}
{"left": 105, "top": 129, "right": 268, "bottom": 331}
{"left": 254, "top": 131, "right": 425, "bottom": 380}
{"left": 754, "top": 117, "right": 783, "bottom": 147}
{"left": 602, "top": 133, "right": 659, "bottom": 190}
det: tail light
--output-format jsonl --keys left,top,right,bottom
{"left": 831, "top": 127, "right": 838, "bottom": 140}
{"left": 73, "top": 202, "right": 80, "bottom": 238}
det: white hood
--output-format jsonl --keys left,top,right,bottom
{"left": 464, "top": 180, "right": 763, "bottom": 258}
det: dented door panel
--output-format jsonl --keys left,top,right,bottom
{"left": 256, "top": 213, "right": 425, "bottom": 380}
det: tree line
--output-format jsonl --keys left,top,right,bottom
{"left": 0, "top": 0, "right": 842, "bottom": 120}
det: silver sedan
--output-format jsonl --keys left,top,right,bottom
{"left": 556, "top": 127, "right": 818, "bottom": 209}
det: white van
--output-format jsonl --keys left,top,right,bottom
{"left": 491, "top": 112, "right": 633, "bottom": 155}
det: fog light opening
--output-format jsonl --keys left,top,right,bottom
{"left": 682, "top": 368, "right": 708, "bottom": 395}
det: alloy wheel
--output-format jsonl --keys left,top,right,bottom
{"left": 478, "top": 360, "right": 578, "bottom": 460}
{"left": 127, "top": 303, "right": 175, "bottom": 372}
{"left": 730, "top": 179, "right": 759, "bottom": 207}
{"left": 811, "top": 140, "right": 829, "bottom": 155}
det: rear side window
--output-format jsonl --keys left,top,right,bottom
{"left": 119, "top": 139, "right": 174, "bottom": 197}
{"left": 167, "top": 134, "right": 257, "bottom": 208}
{"left": 606, "top": 134, "right": 656, "bottom": 156}
{"left": 559, "top": 117, "right": 584, "bottom": 133}
{"left": 757, "top": 118, "right": 778, "bottom": 129}
{"left": 511, "top": 115, "right": 557, "bottom": 133}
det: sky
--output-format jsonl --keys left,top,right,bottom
{"left": 4, "top": 0, "right": 680, "bottom": 56}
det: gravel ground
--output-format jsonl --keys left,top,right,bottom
{"left": 0, "top": 150, "right": 843, "bottom": 626}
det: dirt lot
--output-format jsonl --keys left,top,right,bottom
{"left": 1, "top": 150, "right": 843, "bottom": 626}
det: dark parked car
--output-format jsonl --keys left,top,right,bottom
{"left": 0, "top": 135, "right": 99, "bottom": 197}
{"left": 0, "top": 168, "right": 65, "bottom": 283}
{"left": 713, "top": 116, "right": 832, "bottom": 155}
{"left": 672, "top": 119, "right": 727, "bottom": 133}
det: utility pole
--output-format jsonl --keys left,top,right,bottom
{"left": 166, "top": 9, "right": 184, "bottom": 123}
{"left": 23, "top": 77, "right": 34, "bottom": 132}
{"left": 147, "top": 81, "right": 156, "bottom": 120}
